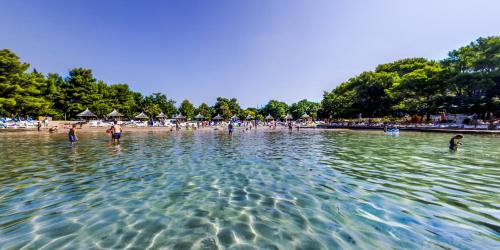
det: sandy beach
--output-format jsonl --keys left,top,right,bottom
{"left": 0, "top": 120, "right": 286, "bottom": 135}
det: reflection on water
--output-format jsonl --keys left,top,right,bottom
{"left": 0, "top": 130, "right": 498, "bottom": 249}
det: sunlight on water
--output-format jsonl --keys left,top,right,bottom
{"left": 0, "top": 130, "right": 498, "bottom": 249}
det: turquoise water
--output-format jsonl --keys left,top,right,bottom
{"left": 0, "top": 130, "right": 498, "bottom": 249}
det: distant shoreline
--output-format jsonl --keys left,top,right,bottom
{"left": 2, "top": 125, "right": 499, "bottom": 136}
{"left": 312, "top": 125, "right": 500, "bottom": 135}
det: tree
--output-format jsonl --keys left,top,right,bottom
{"left": 240, "top": 108, "right": 257, "bottom": 120}
{"left": 142, "top": 93, "right": 177, "bottom": 118}
{"left": 261, "top": 100, "right": 288, "bottom": 120}
{"left": 213, "top": 97, "right": 241, "bottom": 119}
{"left": 43, "top": 73, "right": 67, "bottom": 119}
{"left": 0, "top": 50, "right": 52, "bottom": 117}
{"left": 321, "top": 89, "right": 355, "bottom": 118}
{"left": 289, "top": 99, "right": 320, "bottom": 120}
{"left": 179, "top": 99, "right": 196, "bottom": 120}
{"left": 321, "top": 70, "right": 399, "bottom": 118}
{"left": 197, "top": 102, "right": 213, "bottom": 119}
{"left": 388, "top": 61, "right": 448, "bottom": 117}
{"left": 443, "top": 36, "right": 500, "bottom": 117}
{"left": 64, "top": 68, "right": 100, "bottom": 118}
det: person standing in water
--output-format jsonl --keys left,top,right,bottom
{"left": 37, "top": 121, "right": 42, "bottom": 132}
{"left": 111, "top": 120, "right": 123, "bottom": 143}
{"left": 449, "top": 134, "right": 463, "bottom": 151}
{"left": 68, "top": 124, "right": 78, "bottom": 144}
{"left": 228, "top": 123, "right": 234, "bottom": 136}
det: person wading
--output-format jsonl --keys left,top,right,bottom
{"left": 68, "top": 124, "right": 78, "bottom": 144}
{"left": 449, "top": 134, "right": 464, "bottom": 151}
{"left": 111, "top": 120, "right": 123, "bottom": 143}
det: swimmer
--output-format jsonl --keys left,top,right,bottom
{"left": 449, "top": 134, "right": 463, "bottom": 151}
{"left": 68, "top": 124, "right": 78, "bottom": 144}
{"left": 111, "top": 120, "right": 123, "bottom": 143}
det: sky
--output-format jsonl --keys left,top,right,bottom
{"left": 1, "top": 0, "right": 500, "bottom": 107}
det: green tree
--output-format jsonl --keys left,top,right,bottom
{"left": 179, "top": 99, "right": 196, "bottom": 120}
{"left": 142, "top": 93, "right": 177, "bottom": 118}
{"left": 261, "top": 100, "right": 288, "bottom": 119}
{"left": 0, "top": 50, "right": 52, "bottom": 117}
{"left": 289, "top": 99, "right": 320, "bottom": 120}
{"left": 443, "top": 36, "right": 500, "bottom": 117}
{"left": 213, "top": 97, "right": 241, "bottom": 119}
{"left": 43, "top": 73, "right": 67, "bottom": 119}
{"left": 388, "top": 61, "right": 448, "bottom": 117}
{"left": 196, "top": 102, "right": 213, "bottom": 119}
{"left": 240, "top": 108, "right": 257, "bottom": 120}
{"left": 64, "top": 68, "right": 100, "bottom": 118}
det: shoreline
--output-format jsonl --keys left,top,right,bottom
{"left": 312, "top": 125, "right": 500, "bottom": 135}
{"left": 2, "top": 125, "right": 499, "bottom": 136}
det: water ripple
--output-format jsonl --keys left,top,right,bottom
{"left": 0, "top": 130, "right": 498, "bottom": 249}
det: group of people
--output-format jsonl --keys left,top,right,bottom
{"left": 67, "top": 120, "right": 122, "bottom": 144}
{"left": 65, "top": 119, "right": 465, "bottom": 151}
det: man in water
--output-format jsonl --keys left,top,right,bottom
{"left": 449, "top": 134, "right": 463, "bottom": 151}
{"left": 37, "top": 121, "right": 42, "bottom": 132}
{"left": 68, "top": 124, "right": 78, "bottom": 144}
{"left": 228, "top": 123, "right": 234, "bottom": 135}
{"left": 111, "top": 120, "right": 123, "bottom": 143}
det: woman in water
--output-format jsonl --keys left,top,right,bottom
{"left": 68, "top": 124, "right": 78, "bottom": 144}
{"left": 449, "top": 134, "right": 463, "bottom": 151}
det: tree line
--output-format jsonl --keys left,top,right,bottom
{"left": 1, "top": 36, "right": 498, "bottom": 121}
{"left": 322, "top": 36, "right": 500, "bottom": 120}
{"left": 0, "top": 49, "right": 320, "bottom": 120}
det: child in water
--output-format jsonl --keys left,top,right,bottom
{"left": 449, "top": 134, "right": 463, "bottom": 151}
{"left": 68, "top": 124, "right": 78, "bottom": 144}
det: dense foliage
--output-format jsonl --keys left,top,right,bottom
{"left": 322, "top": 36, "right": 500, "bottom": 119}
{"left": 1, "top": 36, "right": 498, "bottom": 121}
{"left": 0, "top": 49, "right": 319, "bottom": 120}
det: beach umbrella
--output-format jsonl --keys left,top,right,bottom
{"left": 156, "top": 112, "right": 166, "bottom": 118}
{"left": 135, "top": 112, "right": 149, "bottom": 119}
{"left": 284, "top": 113, "right": 293, "bottom": 120}
{"left": 230, "top": 115, "right": 239, "bottom": 121}
{"left": 194, "top": 113, "right": 204, "bottom": 120}
{"left": 77, "top": 108, "right": 97, "bottom": 119}
{"left": 265, "top": 114, "right": 274, "bottom": 120}
{"left": 213, "top": 114, "right": 223, "bottom": 120}
{"left": 174, "top": 113, "right": 186, "bottom": 120}
{"left": 301, "top": 113, "right": 310, "bottom": 119}
{"left": 245, "top": 115, "right": 254, "bottom": 120}
{"left": 107, "top": 109, "right": 123, "bottom": 117}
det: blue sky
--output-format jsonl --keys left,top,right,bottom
{"left": 1, "top": 0, "right": 499, "bottom": 107}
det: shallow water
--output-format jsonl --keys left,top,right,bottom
{"left": 0, "top": 129, "right": 498, "bottom": 249}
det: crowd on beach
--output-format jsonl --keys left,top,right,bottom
{"left": 324, "top": 113, "right": 500, "bottom": 130}
{"left": 64, "top": 118, "right": 468, "bottom": 152}
{"left": 63, "top": 118, "right": 308, "bottom": 145}
{"left": 1, "top": 115, "right": 469, "bottom": 152}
